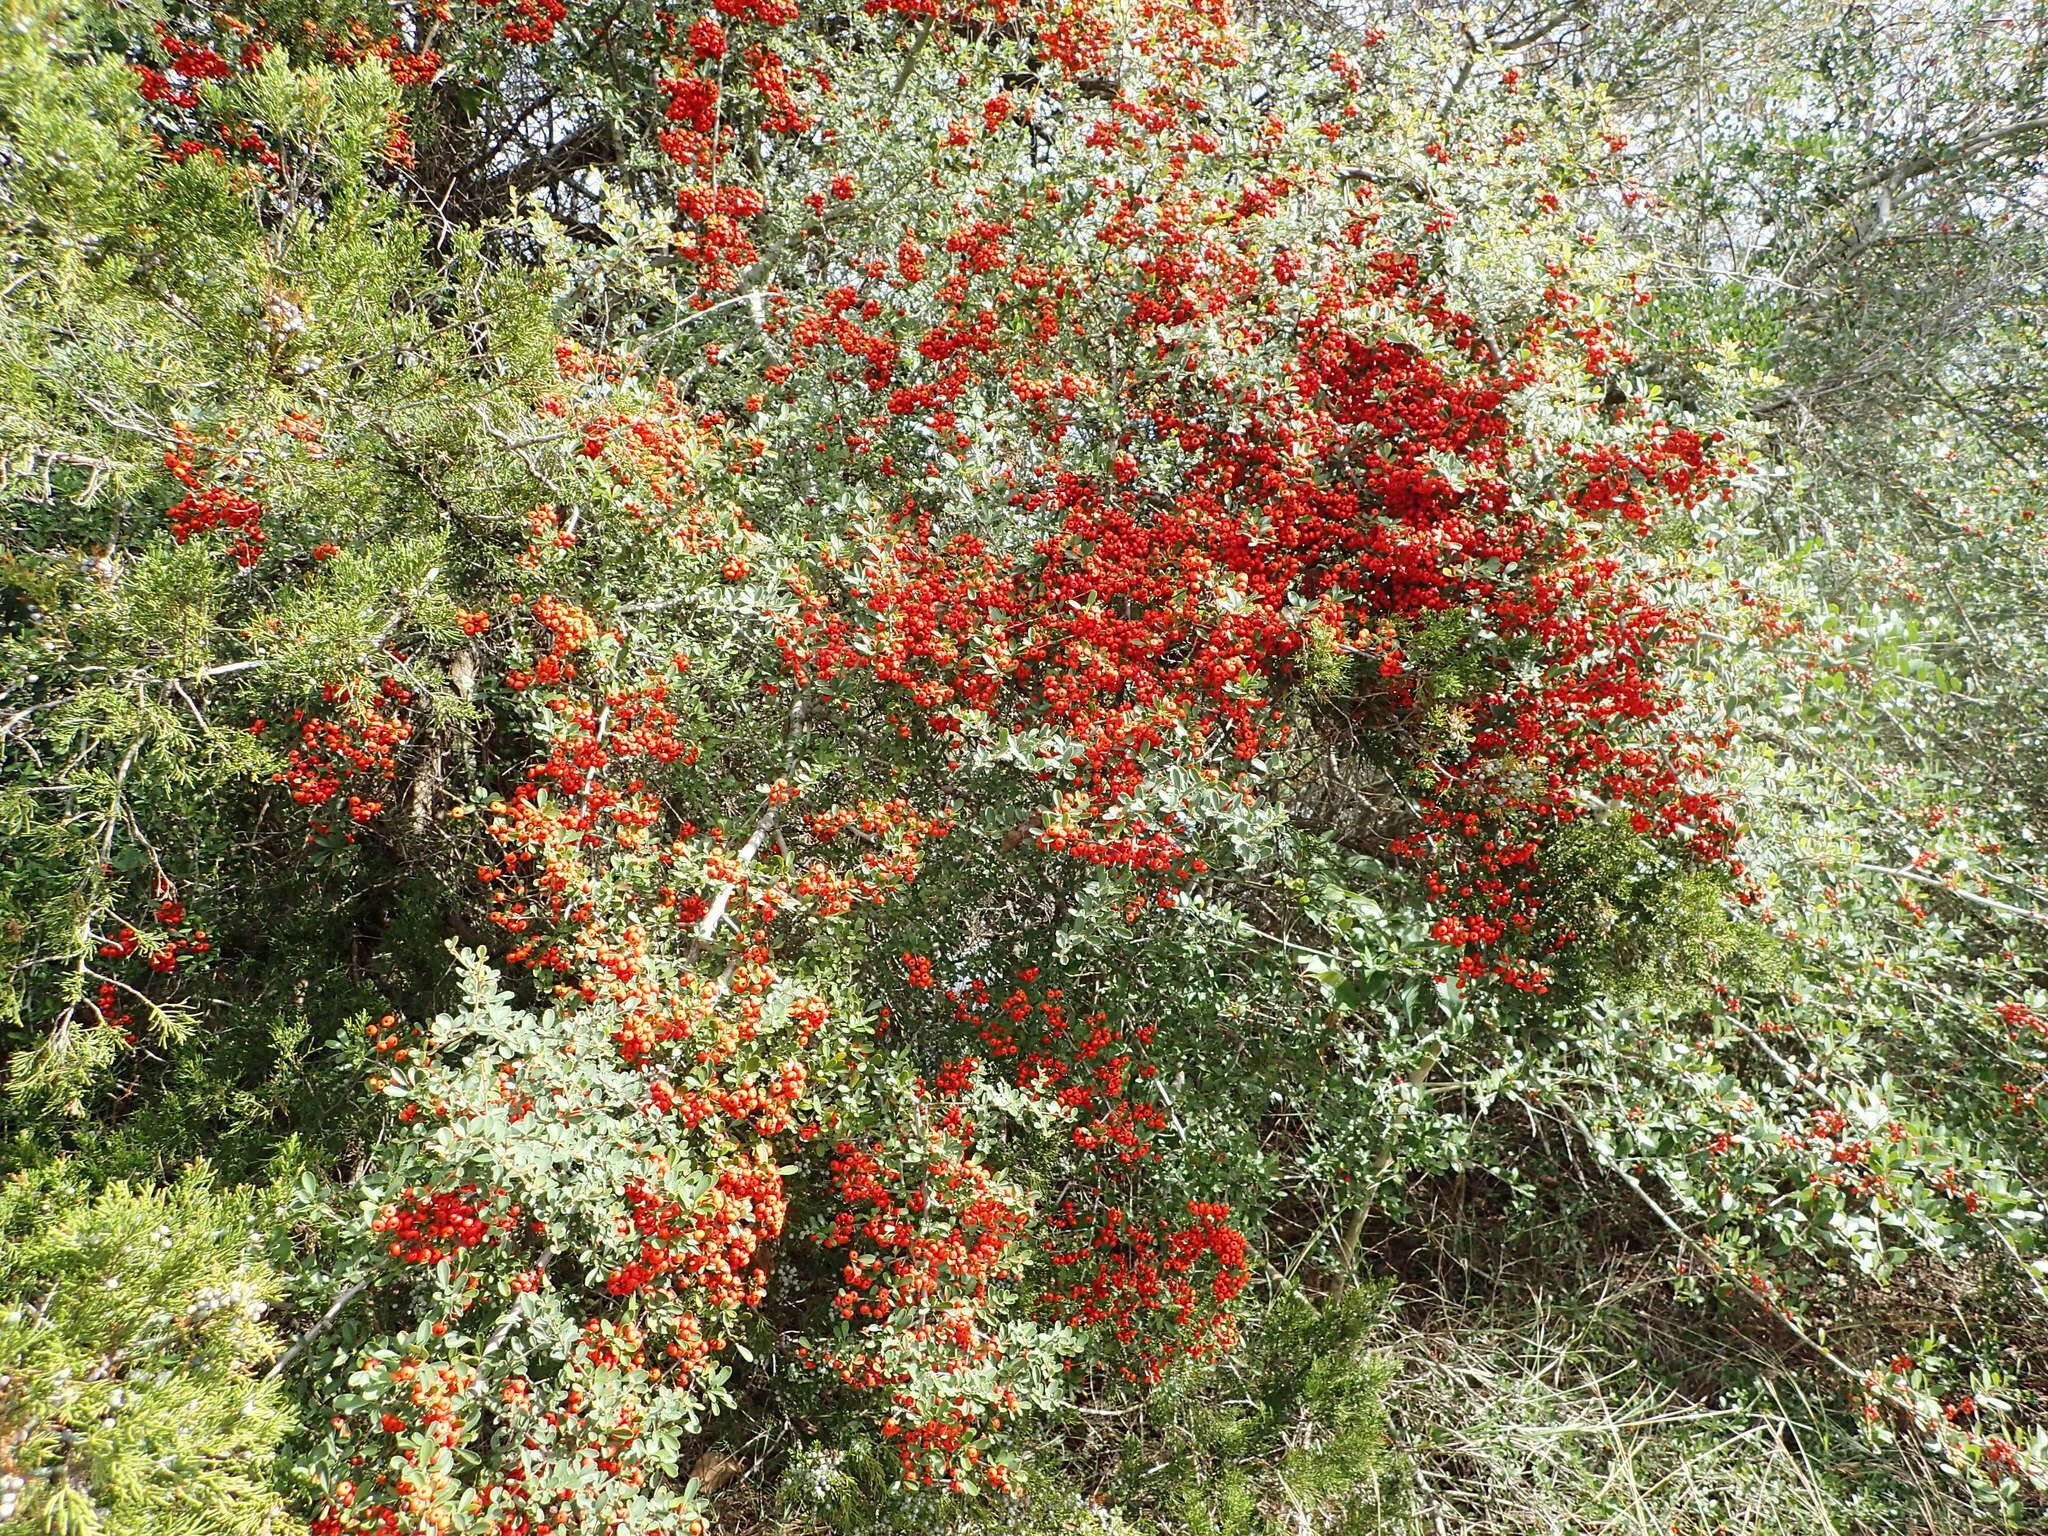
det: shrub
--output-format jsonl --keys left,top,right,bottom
{"left": 0, "top": 1168, "right": 292, "bottom": 1535}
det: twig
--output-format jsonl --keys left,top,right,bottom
{"left": 264, "top": 1275, "right": 373, "bottom": 1382}
{"left": 1853, "top": 862, "right": 2048, "bottom": 927}
{"left": 693, "top": 697, "right": 809, "bottom": 946}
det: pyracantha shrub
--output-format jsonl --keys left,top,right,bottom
{"left": 14, "top": 0, "right": 2045, "bottom": 1526}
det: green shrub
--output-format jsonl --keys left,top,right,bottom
{"left": 0, "top": 1168, "right": 292, "bottom": 1535}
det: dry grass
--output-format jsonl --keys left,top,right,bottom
{"left": 1378, "top": 1284, "right": 2013, "bottom": 1536}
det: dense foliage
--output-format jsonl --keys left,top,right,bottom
{"left": 2, "top": 1, "right": 2046, "bottom": 1532}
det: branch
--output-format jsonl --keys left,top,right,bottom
{"left": 264, "top": 1275, "right": 372, "bottom": 1382}
{"left": 692, "top": 696, "right": 810, "bottom": 946}
{"left": 1823, "top": 114, "right": 2048, "bottom": 207}
{"left": 1853, "top": 862, "right": 2048, "bottom": 928}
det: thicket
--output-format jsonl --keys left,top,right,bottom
{"left": 1, "top": 1, "right": 2045, "bottom": 1532}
